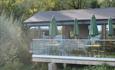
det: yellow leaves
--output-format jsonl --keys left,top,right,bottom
{"left": 15, "top": 0, "right": 24, "bottom": 4}
{"left": 28, "top": 8, "right": 38, "bottom": 14}
{"left": 47, "top": 0, "right": 56, "bottom": 8}
{"left": 33, "top": 8, "right": 38, "bottom": 12}
{"left": 29, "top": 9, "right": 34, "bottom": 14}
{"left": 40, "top": 0, "right": 57, "bottom": 9}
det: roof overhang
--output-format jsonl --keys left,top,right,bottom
{"left": 25, "top": 19, "right": 115, "bottom": 27}
{"left": 24, "top": 8, "right": 115, "bottom": 27}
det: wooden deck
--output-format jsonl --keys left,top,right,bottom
{"left": 32, "top": 55, "right": 115, "bottom": 66}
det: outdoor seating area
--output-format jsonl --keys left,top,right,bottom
{"left": 2, "top": 1, "right": 115, "bottom": 70}
{"left": 24, "top": 8, "right": 115, "bottom": 67}
{"left": 30, "top": 14, "right": 115, "bottom": 57}
{"left": 31, "top": 39, "right": 115, "bottom": 58}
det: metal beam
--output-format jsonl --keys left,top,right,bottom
{"left": 32, "top": 55, "right": 115, "bottom": 66}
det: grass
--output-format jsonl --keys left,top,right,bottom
{"left": 63, "top": 64, "right": 115, "bottom": 70}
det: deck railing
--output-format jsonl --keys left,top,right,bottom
{"left": 31, "top": 39, "right": 115, "bottom": 58}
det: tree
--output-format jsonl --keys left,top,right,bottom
{"left": 90, "top": 0, "right": 100, "bottom": 8}
{"left": 60, "top": 0, "right": 90, "bottom": 9}
{"left": 100, "top": 0, "right": 115, "bottom": 8}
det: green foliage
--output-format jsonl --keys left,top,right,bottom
{"left": 0, "top": 12, "right": 48, "bottom": 70}
{"left": 61, "top": 0, "right": 90, "bottom": 9}
{"left": 1, "top": 60, "right": 23, "bottom": 70}
{"left": 89, "top": 0, "right": 100, "bottom": 8}
{"left": 83, "top": 65, "right": 115, "bottom": 70}
{"left": 0, "top": 12, "right": 24, "bottom": 69}
{"left": 1, "top": 0, "right": 115, "bottom": 20}
{"left": 31, "top": 63, "right": 48, "bottom": 70}
{"left": 63, "top": 65, "right": 115, "bottom": 70}
{"left": 0, "top": 0, "right": 115, "bottom": 70}
{"left": 99, "top": 0, "right": 115, "bottom": 8}
{"left": 0, "top": 0, "right": 38, "bottom": 19}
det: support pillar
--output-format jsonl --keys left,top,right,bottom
{"left": 62, "top": 25, "right": 72, "bottom": 39}
{"left": 101, "top": 24, "right": 106, "bottom": 39}
{"left": 101, "top": 24, "right": 106, "bottom": 51}
{"left": 38, "top": 26, "right": 42, "bottom": 38}
{"left": 63, "top": 63, "right": 67, "bottom": 69}
{"left": 48, "top": 63, "right": 57, "bottom": 70}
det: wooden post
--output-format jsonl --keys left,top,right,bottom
{"left": 63, "top": 63, "right": 67, "bottom": 69}
{"left": 101, "top": 24, "right": 106, "bottom": 39}
{"left": 101, "top": 24, "right": 106, "bottom": 56}
{"left": 48, "top": 63, "right": 57, "bottom": 70}
{"left": 38, "top": 26, "right": 42, "bottom": 38}
{"left": 62, "top": 25, "right": 72, "bottom": 39}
